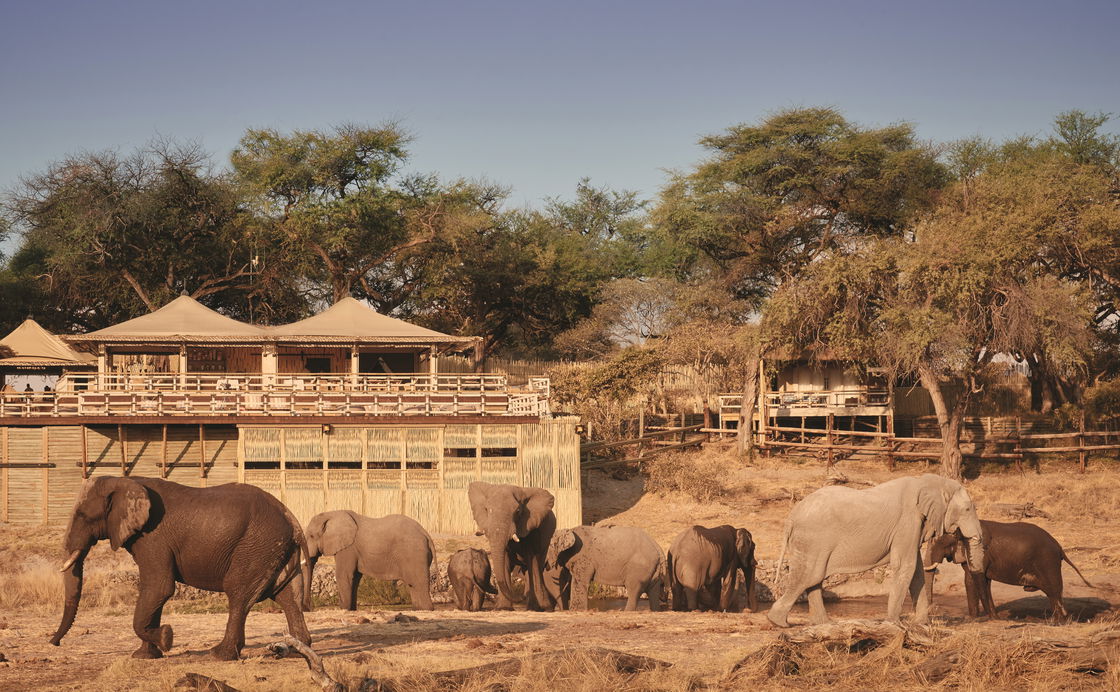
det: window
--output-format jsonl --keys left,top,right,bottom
{"left": 305, "top": 357, "right": 331, "bottom": 373}
{"left": 444, "top": 448, "right": 477, "bottom": 458}
{"left": 481, "top": 448, "right": 517, "bottom": 457}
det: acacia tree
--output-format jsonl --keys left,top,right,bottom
{"left": 649, "top": 107, "right": 945, "bottom": 454}
{"left": 765, "top": 176, "right": 1096, "bottom": 480}
{"left": 232, "top": 123, "right": 472, "bottom": 306}
{"left": 3, "top": 142, "right": 285, "bottom": 330}
{"left": 405, "top": 180, "right": 646, "bottom": 360}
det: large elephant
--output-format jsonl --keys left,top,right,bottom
{"left": 304, "top": 510, "right": 436, "bottom": 610}
{"left": 50, "top": 476, "right": 311, "bottom": 660}
{"left": 767, "top": 474, "right": 984, "bottom": 627}
{"left": 668, "top": 525, "right": 758, "bottom": 612}
{"left": 545, "top": 525, "right": 665, "bottom": 611}
{"left": 925, "top": 519, "right": 1092, "bottom": 620}
{"left": 467, "top": 481, "right": 556, "bottom": 611}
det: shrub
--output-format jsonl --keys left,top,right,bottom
{"left": 643, "top": 450, "right": 728, "bottom": 503}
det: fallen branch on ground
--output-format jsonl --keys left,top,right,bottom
{"left": 270, "top": 637, "right": 671, "bottom": 691}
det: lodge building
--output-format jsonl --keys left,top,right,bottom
{"left": 0, "top": 296, "right": 580, "bottom": 530}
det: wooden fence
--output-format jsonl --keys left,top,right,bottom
{"left": 580, "top": 424, "right": 706, "bottom": 470}
{"left": 752, "top": 418, "right": 1120, "bottom": 472}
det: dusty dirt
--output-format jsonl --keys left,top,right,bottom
{"left": 3, "top": 449, "right": 1120, "bottom": 690}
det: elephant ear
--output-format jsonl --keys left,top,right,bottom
{"left": 554, "top": 528, "right": 577, "bottom": 553}
{"left": 468, "top": 482, "right": 493, "bottom": 532}
{"left": 916, "top": 478, "right": 955, "bottom": 544}
{"left": 520, "top": 487, "right": 555, "bottom": 533}
{"left": 106, "top": 478, "right": 151, "bottom": 551}
{"left": 319, "top": 512, "right": 359, "bottom": 556}
{"left": 734, "top": 528, "right": 755, "bottom": 568}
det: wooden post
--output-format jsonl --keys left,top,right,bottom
{"left": 680, "top": 412, "right": 686, "bottom": 443}
{"left": 826, "top": 413, "right": 834, "bottom": 470}
{"left": 42, "top": 427, "right": 49, "bottom": 524}
{"left": 1014, "top": 416, "right": 1024, "bottom": 474}
{"left": 1079, "top": 413, "right": 1087, "bottom": 474}
{"left": 161, "top": 424, "right": 168, "bottom": 478}
{"left": 118, "top": 424, "right": 127, "bottom": 476}
{"left": 81, "top": 425, "right": 89, "bottom": 478}
{"left": 703, "top": 403, "right": 712, "bottom": 442}
{"left": 198, "top": 424, "right": 206, "bottom": 485}
{"left": 886, "top": 412, "right": 896, "bottom": 470}
{"left": 1, "top": 428, "right": 7, "bottom": 522}
{"left": 637, "top": 405, "right": 646, "bottom": 458}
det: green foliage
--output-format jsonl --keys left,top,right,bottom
{"left": 649, "top": 107, "right": 946, "bottom": 304}
{"left": 1085, "top": 379, "right": 1120, "bottom": 423}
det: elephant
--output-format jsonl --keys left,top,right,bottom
{"left": 49, "top": 476, "right": 311, "bottom": 660}
{"left": 468, "top": 481, "right": 556, "bottom": 611}
{"left": 304, "top": 510, "right": 436, "bottom": 610}
{"left": 767, "top": 473, "right": 984, "bottom": 628}
{"left": 924, "top": 519, "right": 1092, "bottom": 620}
{"left": 447, "top": 548, "right": 498, "bottom": 611}
{"left": 667, "top": 525, "right": 759, "bottom": 612}
{"left": 544, "top": 525, "right": 665, "bottom": 611}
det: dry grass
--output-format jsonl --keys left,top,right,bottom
{"left": 644, "top": 449, "right": 742, "bottom": 503}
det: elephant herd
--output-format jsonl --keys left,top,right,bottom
{"left": 47, "top": 475, "right": 1092, "bottom": 662}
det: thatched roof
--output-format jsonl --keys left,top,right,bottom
{"left": 0, "top": 319, "right": 96, "bottom": 370}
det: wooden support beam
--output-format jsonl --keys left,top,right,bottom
{"left": 118, "top": 424, "right": 127, "bottom": 476}
{"left": 80, "top": 425, "right": 88, "bottom": 478}
{"left": 198, "top": 424, "right": 206, "bottom": 485}
{"left": 161, "top": 424, "right": 169, "bottom": 478}
{"left": 1, "top": 428, "right": 8, "bottom": 522}
{"left": 42, "top": 427, "right": 49, "bottom": 524}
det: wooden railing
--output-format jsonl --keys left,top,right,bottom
{"left": 0, "top": 372, "right": 551, "bottom": 418}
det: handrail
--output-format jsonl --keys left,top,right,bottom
{"left": 0, "top": 373, "right": 551, "bottom": 418}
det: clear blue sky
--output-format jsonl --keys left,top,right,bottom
{"left": 1, "top": 0, "right": 1117, "bottom": 213}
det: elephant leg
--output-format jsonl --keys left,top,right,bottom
{"left": 335, "top": 554, "right": 360, "bottom": 611}
{"left": 769, "top": 558, "right": 826, "bottom": 628}
{"left": 525, "top": 553, "right": 553, "bottom": 612}
{"left": 272, "top": 579, "right": 312, "bottom": 646}
{"left": 682, "top": 585, "right": 700, "bottom": 611}
{"left": 131, "top": 568, "right": 176, "bottom": 659}
{"left": 886, "top": 549, "right": 917, "bottom": 623}
{"left": 977, "top": 574, "right": 999, "bottom": 619}
{"left": 452, "top": 582, "right": 467, "bottom": 610}
{"left": 806, "top": 584, "right": 829, "bottom": 625}
{"left": 908, "top": 557, "right": 930, "bottom": 624}
{"left": 718, "top": 571, "right": 738, "bottom": 612}
{"left": 646, "top": 578, "right": 663, "bottom": 612}
{"left": 623, "top": 576, "right": 642, "bottom": 611}
{"left": 569, "top": 565, "right": 592, "bottom": 610}
{"left": 671, "top": 578, "right": 686, "bottom": 612}
{"left": 211, "top": 556, "right": 277, "bottom": 660}
{"left": 404, "top": 570, "right": 434, "bottom": 611}
{"left": 470, "top": 587, "right": 483, "bottom": 612}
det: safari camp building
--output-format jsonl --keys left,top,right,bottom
{"left": 0, "top": 296, "right": 580, "bottom": 530}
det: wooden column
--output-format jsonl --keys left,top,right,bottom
{"left": 826, "top": 413, "right": 835, "bottom": 470}
{"left": 886, "top": 411, "right": 896, "bottom": 470}
{"left": 118, "top": 424, "right": 127, "bottom": 475}
{"left": 429, "top": 346, "right": 438, "bottom": 375}
{"left": 161, "top": 424, "right": 169, "bottom": 478}
{"left": 42, "top": 428, "right": 49, "bottom": 524}
{"left": 1079, "top": 413, "right": 1087, "bottom": 474}
{"left": 80, "top": 425, "right": 89, "bottom": 478}
{"left": 198, "top": 424, "right": 206, "bottom": 486}
{"left": 179, "top": 344, "right": 188, "bottom": 387}
{"left": 1, "top": 428, "right": 7, "bottom": 522}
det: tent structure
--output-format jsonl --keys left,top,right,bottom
{"left": 267, "top": 297, "right": 471, "bottom": 344}
{"left": 68, "top": 294, "right": 268, "bottom": 343}
{"left": 0, "top": 319, "right": 96, "bottom": 388}
{"left": 0, "top": 319, "right": 96, "bottom": 370}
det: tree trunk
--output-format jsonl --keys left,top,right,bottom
{"left": 919, "top": 366, "right": 965, "bottom": 481}
{"left": 737, "top": 346, "right": 761, "bottom": 459}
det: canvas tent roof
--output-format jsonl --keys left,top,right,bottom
{"left": 0, "top": 319, "right": 96, "bottom": 369}
{"left": 267, "top": 298, "right": 474, "bottom": 345}
{"left": 69, "top": 295, "right": 267, "bottom": 342}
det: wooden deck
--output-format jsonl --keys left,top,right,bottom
{"left": 1, "top": 373, "right": 552, "bottom": 419}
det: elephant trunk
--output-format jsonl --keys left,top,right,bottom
{"left": 50, "top": 550, "right": 87, "bottom": 646}
{"left": 958, "top": 517, "right": 986, "bottom": 574}
{"left": 487, "top": 530, "right": 521, "bottom": 604}
{"left": 923, "top": 565, "right": 936, "bottom": 606}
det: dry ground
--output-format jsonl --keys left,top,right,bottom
{"left": 3, "top": 447, "right": 1120, "bottom": 690}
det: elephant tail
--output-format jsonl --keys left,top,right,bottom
{"left": 426, "top": 532, "right": 439, "bottom": 587}
{"left": 774, "top": 518, "right": 793, "bottom": 585}
{"left": 278, "top": 502, "right": 313, "bottom": 612}
{"left": 1063, "top": 551, "right": 1094, "bottom": 588}
{"left": 666, "top": 550, "right": 677, "bottom": 594}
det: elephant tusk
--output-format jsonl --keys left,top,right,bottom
{"left": 59, "top": 550, "right": 82, "bottom": 573}
{"left": 510, "top": 534, "right": 520, "bottom": 543}
{"left": 923, "top": 564, "right": 939, "bottom": 573}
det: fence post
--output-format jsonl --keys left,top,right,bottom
{"left": 886, "top": 412, "right": 895, "bottom": 470}
{"left": 1079, "top": 413, "right": 1087, "bottom": 474}
{"left": 1014, "top": 416, "right": 1024, "bottom": 474}
{"left": 826, "top": 413, "right": 834, "bottom": 470}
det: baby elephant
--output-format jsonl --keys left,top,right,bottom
{"left": 305, "top": 510, "right": 436, "bottom": 610}
{"left": 668, "top": 525, "right": 759, "bottom": 612}
{"left": 545, "top": 525, "right": 665, "bottom": 611}
{"left": 448, "top": 548, "right": 497, "bottom": 611}
{"left": 925, "top": 519, "right": 1092, "bottom": 620}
